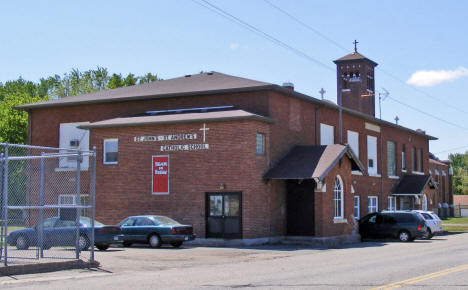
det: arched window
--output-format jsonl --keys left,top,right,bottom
{"left": 334, "top": 176, "right": 344, "bottom": 219}
{"left": 422, "top": 195, "right": 428, "bottom": 211}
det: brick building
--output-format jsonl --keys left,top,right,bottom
{"left": 17, "top": 51, "right": 452, "bottom": 241}
{"left": 428, "top": 158, "right": 453, "bottom": 217}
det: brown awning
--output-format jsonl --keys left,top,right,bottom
{"left": 392, "top": 175, "right": 437, "bottom": 196}
{"left": 263, "top": 144, "right": 364, "bottom": 182}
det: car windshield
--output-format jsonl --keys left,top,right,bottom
{"left": 153, "top": 216, "right": 180, "bottom": 226}
{"left": 80, "top": 217, "right": 104, "bottom": 227}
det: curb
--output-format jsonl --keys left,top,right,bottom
{"left": 0, "top": 259, "right": 100, "bottom": 276}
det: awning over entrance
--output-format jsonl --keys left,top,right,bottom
{"left": 392, "top": 175, "right": 437, "bottom": 196}
{"left": 263, "top": 144, "right": 364, "bottom": 182}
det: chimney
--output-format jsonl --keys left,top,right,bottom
{"left": 282, "top": 82, "right": 294, "bottom": 90}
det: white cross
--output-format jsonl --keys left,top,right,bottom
{"left": 199, "top": 123, "right": 210, "bottom": 143}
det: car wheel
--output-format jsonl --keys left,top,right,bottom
{"left": 15, "top": 235, "right": 29, "bottom": 250}
{"left": 78, "top": 234, "right": 90, "bottom": 251}
{"left": 426, "top": 229, "right": 433, "bottom": 240}
{"left": 96, "top": 244, "right": 109, "bottom": 251}
{"left": 122, "top": 242, "right": 132, "bottom": 247}
{"left": 171, "top": 241, "right": 183, "bottom": 248}
{"left": 398, "top": 231, "right": 411, "bottom": 242}
{"left": 148, "top": 234, "right": 161, "bottom": 248}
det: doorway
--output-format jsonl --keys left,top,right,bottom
{"left": 206, "top": 192, "right": 242, "bottom": 239}
{"left": 286, "top": 179, "right": 315, "bottom": 236}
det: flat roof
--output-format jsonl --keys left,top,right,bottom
{"left": 78, "top": 109, "right": 275, "bottom": 129}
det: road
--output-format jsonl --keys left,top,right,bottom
{"left": 1, "top": 233, "right": 468, "bottom": 289}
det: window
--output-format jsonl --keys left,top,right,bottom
{"left": 412, "top": 147, "right": 417, "bottom": 172}
{"left": 347, "top": 130, "right": 359, "bottom": 158}
{"left": 388, "top": 196, "right": 396, "bottom": 211}
{"left": 368, "top": 196, "right": 378, "bottom": 213}
{"left": 320, "top": 123, "right": 334, "bottom": 145}
{"left": 333, "top": 176, "right": 344, "bottom": 219}
{"left": 59, "top": 122, "right": 90, "bottom": 169}
{"left": 256, "top": 133, "right": 265, "bottom": 155}
{"left": 104, "top": 139, "right": 118, "bottom": 164}
{"left": 367, "top": 136, "right": 378, "bottom": 175}
{"left": 135, "top": 217, "right": 155, "bottom": 226}
{"left": 417, "top": 148, "right": 423, "bottom": 172}
{"left": 387, "top": 141, "right": 396, "bottom": 176}
{"left": 354, "top": 196, "right": 360, "bottom": 219}
{"left": 58, "top": 194, "right": 90, "bottom": 217}
{"left": 401, "top": 144, "right": 406, "bottom": 171}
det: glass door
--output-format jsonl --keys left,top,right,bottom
{"left": 206, "top": 192, "right": 242, "bottom": 239}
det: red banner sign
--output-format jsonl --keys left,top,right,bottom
{"left": 152, "top": 155, "right": 169, "bottom": 194}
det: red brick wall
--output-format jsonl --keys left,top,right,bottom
{"left": 90, "top": 120, "right": 271, "bottom": 239}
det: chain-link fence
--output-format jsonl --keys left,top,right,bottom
{"left": 0, "top": 143, "right": 96, "bottom": 266}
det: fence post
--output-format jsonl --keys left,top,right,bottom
{"left": 38, "top": 153, "right": 45, "bottom": 259}
{"left": 90, "top": 147, "right": 96, "bottom": 263}
{"left": 2, "top": 145, "right": 8, "bottom": 266}
{"left": 75, "top": 151, "right": 81, "bottom": 259}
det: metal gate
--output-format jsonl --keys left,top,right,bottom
{"left": 0, "top": 143, "right": 96, "bottom": 266}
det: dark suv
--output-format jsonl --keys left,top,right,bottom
{"left": 359, "top": 211, "right": 427, "bottom": 242}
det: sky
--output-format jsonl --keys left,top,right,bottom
{"left": 1, "top": 0, "right": 467, "bottom": 160}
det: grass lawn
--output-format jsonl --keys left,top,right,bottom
{"left": 442, "top": 217, "right": 468, "bottom": 232}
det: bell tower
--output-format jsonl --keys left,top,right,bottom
{"left": 333, "top": 41, "right": 378, "bottom": 116}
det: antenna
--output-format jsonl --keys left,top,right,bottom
{"left": 378, "top": 88, "right": 390, "bottom": 119}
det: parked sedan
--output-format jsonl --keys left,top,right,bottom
{"left": 413, "top": 210, "right": 443, "bottom": 239}
{"left": 359, "top": 211, "right": 427, "bottom": 242}
{"left": 118, "top": 215, "right": 196, "bottom": 248}
{"left": 7, "top": 217, "right": 123, "bottom": 251}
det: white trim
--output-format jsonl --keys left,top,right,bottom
{"left": 354, "top": 195, "right": 360, "bottom": 220}
{"left": 369, "top": 174, "right": 381, "bottom": 178}
{"left": 352, "top": 171, "right": 363, "bottom": 175}
{"left": 103, "top": 138, "right": 118, "bottom": 165}
{"left": 368, "top": 196, "right": 378, "bottom": 213}
{"left": 320, "top": 123, "right": 334, "bottom": 145}
{"left": 55, "top": 167, "right": 89, "bottom": 172}
{"left": 401, "top": 169, "right": 407, "bottom": 173}
{"left": 412, "top": 171, "right": 425, "bottom": 175}
{"left": 388, "top": 196, "right": 396, "bottom": 211}
{"left": 388, "top": 175, "right": 400, "bottom": 179}
{"left": 333, "top": 218, "right": 348, "bottom": 224}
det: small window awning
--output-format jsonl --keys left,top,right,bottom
{"left": 392, "top": 174, "right": 437, "bottom": 196}
{"left": 263, "top": 144, "right": 364, "bottom": 182}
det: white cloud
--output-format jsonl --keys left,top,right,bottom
{"left": 230, "top": 42, "right": 239, "bottom": 50}
{"left": 406, "top": 67, "right": 468, "bottom": 87}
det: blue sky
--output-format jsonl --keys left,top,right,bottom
{"left": 1, "top": 0, "right": 467, "bottom": 159}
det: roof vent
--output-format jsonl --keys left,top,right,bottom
{"left": 207, "top": 72, "right": 214, "bottom": 75}
{"left": 282, "top": 82, "right": 294, "bottom": 90}
{"left": 184, "top": 74, "right": 191, "bottom": 77}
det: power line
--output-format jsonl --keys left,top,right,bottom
{"left": 435, "top": 145, "right": 468, "bottom": 154}
{"left": 263, "top": 0, "right": 468, "bottom": 116}
{"left": 192, "top": 0, "right": 335, "bottom": 72}
{"left": 194, "top": 0, "right": 468, "bottom": 133}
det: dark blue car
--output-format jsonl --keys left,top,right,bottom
{"left": 7, "top": 216, "right": 123, "bottom": 251}
{"left": 118, "top": 215, "right": 195, "bottom": 248}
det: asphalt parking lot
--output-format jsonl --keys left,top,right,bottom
{"left": 2, "top": 233, "right": 468, "bottom": 289}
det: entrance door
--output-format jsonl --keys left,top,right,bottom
{"left": 286, "top": 180, "right": 315, "bottom": 236}
{"left": 206, "top": 192, "right": 242, "bottom": 239}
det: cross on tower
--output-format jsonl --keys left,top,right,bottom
{"left": 353, "top": 39, "right": 359, "bottom": 53}
{"left": 394, "top": 116, "right": 400, "bottom": 125}
{"left": 319, "top": 88, "right": 326, "bottom": 100}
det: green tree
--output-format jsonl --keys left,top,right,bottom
{"left": 449, "top": 152, "right": 468, "bottom": 195}
{"left": 138, "top": 72, "right": 159, "bottom": 84}
{"left": 108, "top": 73, "right": 124, "bottom": 89}
{"left": 0, "top": 93, "right": 44, "bottom": 144}
{"left": 123, "top": 73, "right": 137, "bottom": 86}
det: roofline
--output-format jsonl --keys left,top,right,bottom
{"left": 16, "top": 80, "right": 437, "bottom": 140}
{"left": 316, "top": 145, "right": 366, "bottom": 182}
{"left": 14, "top": 84, "right": 277, "bottom": 111}
{"left": 78, "top": 114, "right": 276, "bottom": 129}
{"left": 333, "top": 57, "right": 378, "bottom": 67}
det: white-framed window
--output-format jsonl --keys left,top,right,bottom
{"left": 388, "top": 196, "right": 396, "bottom": 211}
{"left": 333, "top": 175, "right": 344, "bottom": 219}
{"left": 256, "top": 133, "right": 265, "bottom": 155}
{"left": 417, "top": 148, "right": 423, "bottom": 172}
{"left": 320, "top": 123, "right": 334, "bottom": 145}
{"left": 367, "top": 135, "right": 377, "bottom": 175}
{"left": 422, "top": 195, "right": 428, "bottom": 211}
{"left": 58, "top": 194, "right": 90, "bottom": 217}
{"left": 387, "top": 141, "right": 396, "bottom": 176}
{"left": 354, "top": 196, "right": 360, "bottom": 219}
{"left": 103, "top": 139, "right": 118, "bottom": 164}
{"left": 59, "top": 122, "right": 90, "bottom": 169}
{"left": 401, "top": 144, "right": 406, "bottom": 171}
{"left": 368, "top": 196, "right": 378, "bottom": 213}
{"left": 347, "top": 130, "right": 359, "bottom": 158}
